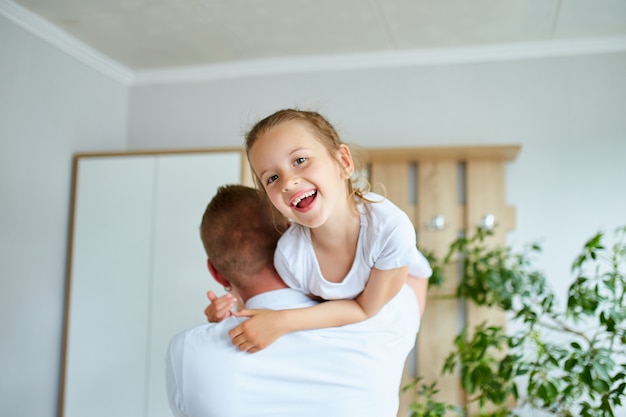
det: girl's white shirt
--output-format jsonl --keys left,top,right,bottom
{"left": 274, "top": 192, "right": 432, "bottom": 300}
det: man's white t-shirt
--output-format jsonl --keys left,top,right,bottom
{"left": 166, "top": 285, "right": 419, "bottom": 417}
{"left": 275, "top": 193, "right": 432, "bottom": 300}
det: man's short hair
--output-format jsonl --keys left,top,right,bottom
{"left": 200, "top": 185, "right": 287, "bottom": 283}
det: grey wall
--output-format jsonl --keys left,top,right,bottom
{"left": 2, "top": 7, "right": 626, "bottom": 417}
{"left": 0, "top": 16, "right": 128, "bottom": 417}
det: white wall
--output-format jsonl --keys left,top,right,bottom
{"left": 0, "top": 16, "right": 128, "bottom": 417}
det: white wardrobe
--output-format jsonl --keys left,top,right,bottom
{"left": 60, "top": 150, "right": 246, "bottom": 417}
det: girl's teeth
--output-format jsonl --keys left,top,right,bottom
{"left": 292, "top": 191, "right": 316, "bottom": 206}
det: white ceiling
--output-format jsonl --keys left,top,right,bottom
{"left": 4, "top": 0, "right": 626, "bottom": 81}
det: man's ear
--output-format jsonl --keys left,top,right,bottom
{"left": 207, "top": 259, "right": 231, "bottom": 288}
{"left": 338, "top": 144, "right": 355, "bottom": 178}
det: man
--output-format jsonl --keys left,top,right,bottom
{"left": 166, "top": 185, "right": 425, "bottom": 417}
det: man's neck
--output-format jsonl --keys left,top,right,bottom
{"left": 245, "top": 288, "right": 317, "bottom": 310}
{"left": 237, "top": 267, "right": 288, "bottom": 302}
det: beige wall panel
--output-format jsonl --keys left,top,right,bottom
{"left": 465, "top": 160, "right": 510, "bottom": 331}
{"left": 369, "top": 163, "right": 415, "bottom": 222}
{"left": 465, "top": 160, "right": 514, "bottom": 415}
{"left": 417, "top": 161, "right": 460, "bottom": 294}
{"left": 416, "top": 161, "right": 464, "bottom": 409}
{"left": 241, "top": 155, "right": 255, "bottom": 187}
{"left": 361, "top": 147, "right": 518, "bottom": 416}
{"left": 465, "top": 161, "right": 508, "bottom": 243}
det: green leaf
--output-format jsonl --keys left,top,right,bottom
{"left": 591, "top": 378, "right": 611, "bottom": 393}
{"left": 582, "top": 365, "right": 593, "bottom": 386}
{"left": 462, "top": 370, "right": 475, "bottom": 394}
{"left": 564, "top": 357, "right": 578, "bottom": 372}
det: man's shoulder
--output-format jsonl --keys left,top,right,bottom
{"left": 167, "top": 319, "right": 241, "bottom": 354}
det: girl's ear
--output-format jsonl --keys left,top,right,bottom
{"left": 338, "top": 144, "right": 355, "bottom": 178}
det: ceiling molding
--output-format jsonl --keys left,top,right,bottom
{"left": 3, "top": 0, "right": 625, "bottom": 87}
{"left": 132, "top": 37, "right": 626, "bottom": 85}
{"left": 0, "top": 0, "right": 133, "bottom": 85}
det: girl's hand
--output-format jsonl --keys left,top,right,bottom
{"left": 204, "top": 291, "right": 237, "bottom": 322}
{"left": 228, "top": 309, "right": 287, "bottom": 353}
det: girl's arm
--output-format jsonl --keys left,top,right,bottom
{"left": 405, "top": 275, "right": 428, "bottom": 317}
{"left": 229, "top": 266, "right": 408, "bottom": 353}
{"left": 356, "top": 265, "right": 409, "bottom": 316}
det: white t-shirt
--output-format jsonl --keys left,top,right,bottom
{"left": 274, "top": 193, "right": 432, "bottom": 300}
{"left": 166, "top": 286, "right": 419, "bottom": 417}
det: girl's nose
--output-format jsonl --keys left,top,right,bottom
{"left": 282, "top": 176, "right": 299, "bottom": 192}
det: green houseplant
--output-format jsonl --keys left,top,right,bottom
{"left": 406, "top": 225, "right": 626, "bottom": 417}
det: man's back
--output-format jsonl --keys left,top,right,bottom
{"left": 166, "top": 286, "right": 419, "bottom": 417}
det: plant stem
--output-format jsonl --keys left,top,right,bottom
{"left": 536, "top": 319, "right": 593, "bottom": 345}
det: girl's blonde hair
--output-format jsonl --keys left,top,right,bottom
{"left": 244, "top": 109, "right": 370, "bottom": 203}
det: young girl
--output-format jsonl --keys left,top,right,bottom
{"left": 212, "top": 109, "right": 431, "bottom": 353}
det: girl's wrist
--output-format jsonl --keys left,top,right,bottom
{"left": 277, "top": 309, "right": 297, "bottom": 333}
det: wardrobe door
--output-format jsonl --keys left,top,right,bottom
{"left": 64, "top": 155, "right": 156, "bottom": 417}
{"left": 62, "top": 151, "right": 244, "bottom": 417}
{"left": 147, "top": 152, "right": 242, "bottom": 416}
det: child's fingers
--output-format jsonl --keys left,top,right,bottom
{"left": 214, "top": 293, "right": 237, "bottom": 309}
{"left": 214, "top": 300, "right": 235, "bottom": 316}
{"left": 207, "top": 292, "right": 236, "bottom": 308}
{"left": 206, "top": 306, "right": 229, "bottom": 322}
{"left": 231, "top": 308, "right": 258, "bottom": 318}
{"left": 205, "top": 293, "right": 237, "bottom": 322}
{"left": 204, "top": 304, "right": 218, "bottom": 321}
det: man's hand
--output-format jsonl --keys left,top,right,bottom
{"left": 228, "top": 309, "right": 287, "bottom": 353}
{"left": 204, "top": 291, "right": 237, "bottom": 322}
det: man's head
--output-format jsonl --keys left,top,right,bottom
{"left": 200, "top": 184, "right": 289, "bottom": 296}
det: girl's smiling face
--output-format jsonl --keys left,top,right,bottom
{"left": 248, "top": 120, "right": 354, "bottom": 229}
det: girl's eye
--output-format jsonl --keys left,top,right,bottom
{"left": 266, "top": 174, "right": 278, "bottom": 185}
{"left": 294, "top": 157, "right": 307, "bottom": 166}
